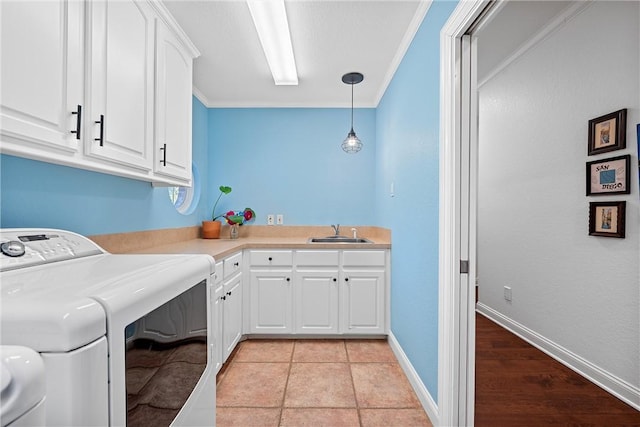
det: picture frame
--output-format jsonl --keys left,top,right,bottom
{"left": 589, "top": 201, "right": 626, "bottom": 238}
{"left": 588, "top": 108, "right": 626, "bottom": 155}
{"left": 586, "top": 154, "right": 630, "bottom": 195}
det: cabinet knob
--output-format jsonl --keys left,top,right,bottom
{"left": 332, "top": 278, "right": 337, "bottom": 282}
{"left": 227, "top": 291, "right": 232, "bottom": 296}
{"left": 345, "top": 277, "right": 349, "bottom": 282}
{"left": 268, "top": 257, "right": 273, "bottom": 261}
{"left": 234, "top": 262, "right": 239, "bottom": 267}
{"left": 221, "top": 295, "right": 226, "bottom": 301}
{"left": 286, "top": 277, "right": 290, "bottom": 282}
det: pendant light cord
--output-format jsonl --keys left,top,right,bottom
{"left": 350, "top": 82, "right": 354, "bottom": 130}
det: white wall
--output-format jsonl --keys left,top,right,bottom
{"left": 477, "top": 0, "right": 639, "bottom": 400}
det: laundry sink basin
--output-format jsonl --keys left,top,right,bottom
{"left": 308, "top": 236, "right": 373, "bottom": 244}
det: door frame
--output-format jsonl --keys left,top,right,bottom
{"left": 437, "top": 1, "right": 489, "bottom": 425}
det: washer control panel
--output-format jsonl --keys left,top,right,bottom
{"left": 0, "top": 229, "right": 105, "bottom": 271}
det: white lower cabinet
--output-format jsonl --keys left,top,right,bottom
{"left": 246, "top": 249, "right": 388, "bottom": 337}
{"left": 294, "top": 250, "right": 340, "bottom": 334}
{"left": 340, "top": 250, "right": 387, "bottom": 334}
{"left": 222, "top": 272, "right": 242, "bottom": 361}
{"left": 211, "top": 261, "right": 224, "bottom": 373}
{"left": 212, "top": 252, "right": 243, "bottom": 366}
{"left": 248, "top": 250, "right": 293, "bottom": 334}
{"left": 249, "top": 270, "right": 293, "bottom": 333}
{"left": 340, "top": 269, "right": 386, "bottom": 334}
{"left": 295, "top": 270, "right": 339, "bottom": 334}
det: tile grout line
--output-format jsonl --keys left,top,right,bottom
{"left": 344, "top": 340, "right": 365, "bottom": 427}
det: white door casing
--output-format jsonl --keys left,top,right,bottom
{"left": 438, "top": 1, "right": 488, "bottom": 425}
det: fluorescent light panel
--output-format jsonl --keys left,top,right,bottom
{"left": 247, "top": 0, "right": 298, "bottom": 85}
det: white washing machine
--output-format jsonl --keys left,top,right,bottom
{"left": 0, "top": 345, "right": 46, "bottom": 427}
{"left": 0, "top": 229, "right": 217, "bottom": 427}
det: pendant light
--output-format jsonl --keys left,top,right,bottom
{"left": 341, "top": 72, "right": 364, "bottom": 153}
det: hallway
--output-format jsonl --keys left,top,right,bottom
{"left": 475, "top": 314, "right": 640, "bottom": 425}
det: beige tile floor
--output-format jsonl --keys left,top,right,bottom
{"left": 216, "top": 339, "right": 433, "bottom": 427}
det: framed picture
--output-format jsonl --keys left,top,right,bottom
{"left": 586, "top": 155, "right": 630, "bottom": 195}
{"left": 589, "top": 201, "right": 626, "bottom": 238}
{"left": 588, "top": 108, "right": 626, "bottom": 155}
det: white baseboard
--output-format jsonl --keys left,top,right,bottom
{"left": 388, "top": 332, "right": 440, "bottom": 425}
{"left": 476, "top": 303, "right": 640, "bottom": 411}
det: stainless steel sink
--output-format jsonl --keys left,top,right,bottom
{"left": 308, "top": 236, "right": 373, "bottom": 244}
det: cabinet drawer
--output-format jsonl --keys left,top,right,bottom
{"left": 248, "top": 250, "right": 293, "bottom": 267}
{"left": 223, "top": 252, "right": 243, "bottom": 278}
{"left": 213, "top": 260, "right": 224, "bottom": 285}
{"left": 296, "top": 250, "right": 339, "bottom": 267}
{"left": 342, "top": 250, "right": 386, "bottom": 267}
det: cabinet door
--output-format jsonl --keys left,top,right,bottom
{"left": 211, "top": 281, "right": 224, "bottom": 373}
{"left": 0, "top": 0, "right": 83, "bottom": 155}
{"left": 222, "top": 273, "right": 242, "bottom": 361}
{"left": 154, "top": 21, "right": 192, "bottom": 182}
{"left": 295, "top": 270, "right": 339, "bottom": 334}
{"left": 340, "top": 270, "right": 385, "bottom": 334}
{"left": 249, "top": 270, "right": 292, "bottom": 334}
{"left": 87, "top": 0, "right": 154, "bottom": 170}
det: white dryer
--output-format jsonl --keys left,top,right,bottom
{"left": 0, "top": 229, "right": 217, "bottom": 427}
{"left": 0, "top": 346, "right": 46, "bottom": 427}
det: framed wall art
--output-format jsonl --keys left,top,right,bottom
{"left": 588, "top": 108, "right": 626, "bottom": 155}
{"left": 588, "top": 201, "right": 626, "bottom": 238}
{"left": 586, "top": 154, "right": 630, "bottom": 195}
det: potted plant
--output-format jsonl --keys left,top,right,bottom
{"left": 202, "top": 185, "right": 232, "bottom": 239}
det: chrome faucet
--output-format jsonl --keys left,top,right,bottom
{"left": 331, "top": 224, "right": 340, "bottom": 236}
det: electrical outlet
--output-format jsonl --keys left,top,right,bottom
{"left": 504, "top": 286, "right": 512, "bottom": 302}
{"left": 276, "top": 214, "right": 284, "bottom": 225}
{"left": 267, "top": 214, "right": 275, "bottom": 225}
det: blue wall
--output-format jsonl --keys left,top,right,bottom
{"left": 375, "top": 0, "right": 458, "bottom": 400}
{"left": 0, "top": 2, "right": 457, "bottom": 403}
{"left": 207, "top": 108, "right": 376, "bottom": 225}
{"left": 0, "top": 97, "right": 210, "bottom": 236}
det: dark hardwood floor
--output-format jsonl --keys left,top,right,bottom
{"left": 475, "top": 313, "right": 640, "bottom": 426}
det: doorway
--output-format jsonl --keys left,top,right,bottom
{"left": 440, "top": 1, "right": 640, "bottom": 425}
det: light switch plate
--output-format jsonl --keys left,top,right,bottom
{"left": 276, "top": 214, "right": 284, "bottom": 225}
{"left": 267, "top": 214, "right": 275, "bottom": 225}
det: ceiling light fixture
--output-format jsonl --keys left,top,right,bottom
{"left": 247, "top": 0, "right": 298, "bottom": 85}
{"left": 341, "top": 72, "right": 364, "bottom": 154}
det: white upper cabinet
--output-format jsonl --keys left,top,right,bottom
{"left": 0, "top": 0, "right": 199, "bottom": 186}
{"left": 0, "top": 0, "right": 84, "bottom": 157}
{"left": 154, "top": 20, "right": 193, "bottom": 183}
{"left": 86, "top": 0, "right": 154, "bottom": 171}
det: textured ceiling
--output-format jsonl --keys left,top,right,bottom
{"left": 163, "top": 0, "right": 430, "bottom": 107}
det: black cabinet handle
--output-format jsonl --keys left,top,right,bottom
{"left": 94, "top": 115, "right": 104, "bottom": 146}
{"left": 71, "top": 105, "right": 82, "bottom": 139}
{"left": 333, "top": 278, "right": 337, "bottom": 282}
{"left": 221, "top": 295, "right": 226, "bottom": 301}
{"left": 345, "top": 277, "right": 349, "bottom": 282}
{"left": 227, "top": 291, "right": 232, "bottom": 296}
{"left": 268, "top": 257, "right": 273, "bottom": 261}
{"left": 160, "top": 143, "right": 167, "bottom": 166}
{"left": 286, "top": 277, "right": 290, "bottom": 282}
{"left": 234, "top": 262, "right": 239, "bottom": 267}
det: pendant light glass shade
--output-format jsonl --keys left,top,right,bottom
{"left": 341, "top": 72, "right": 364, "bottom": 154}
